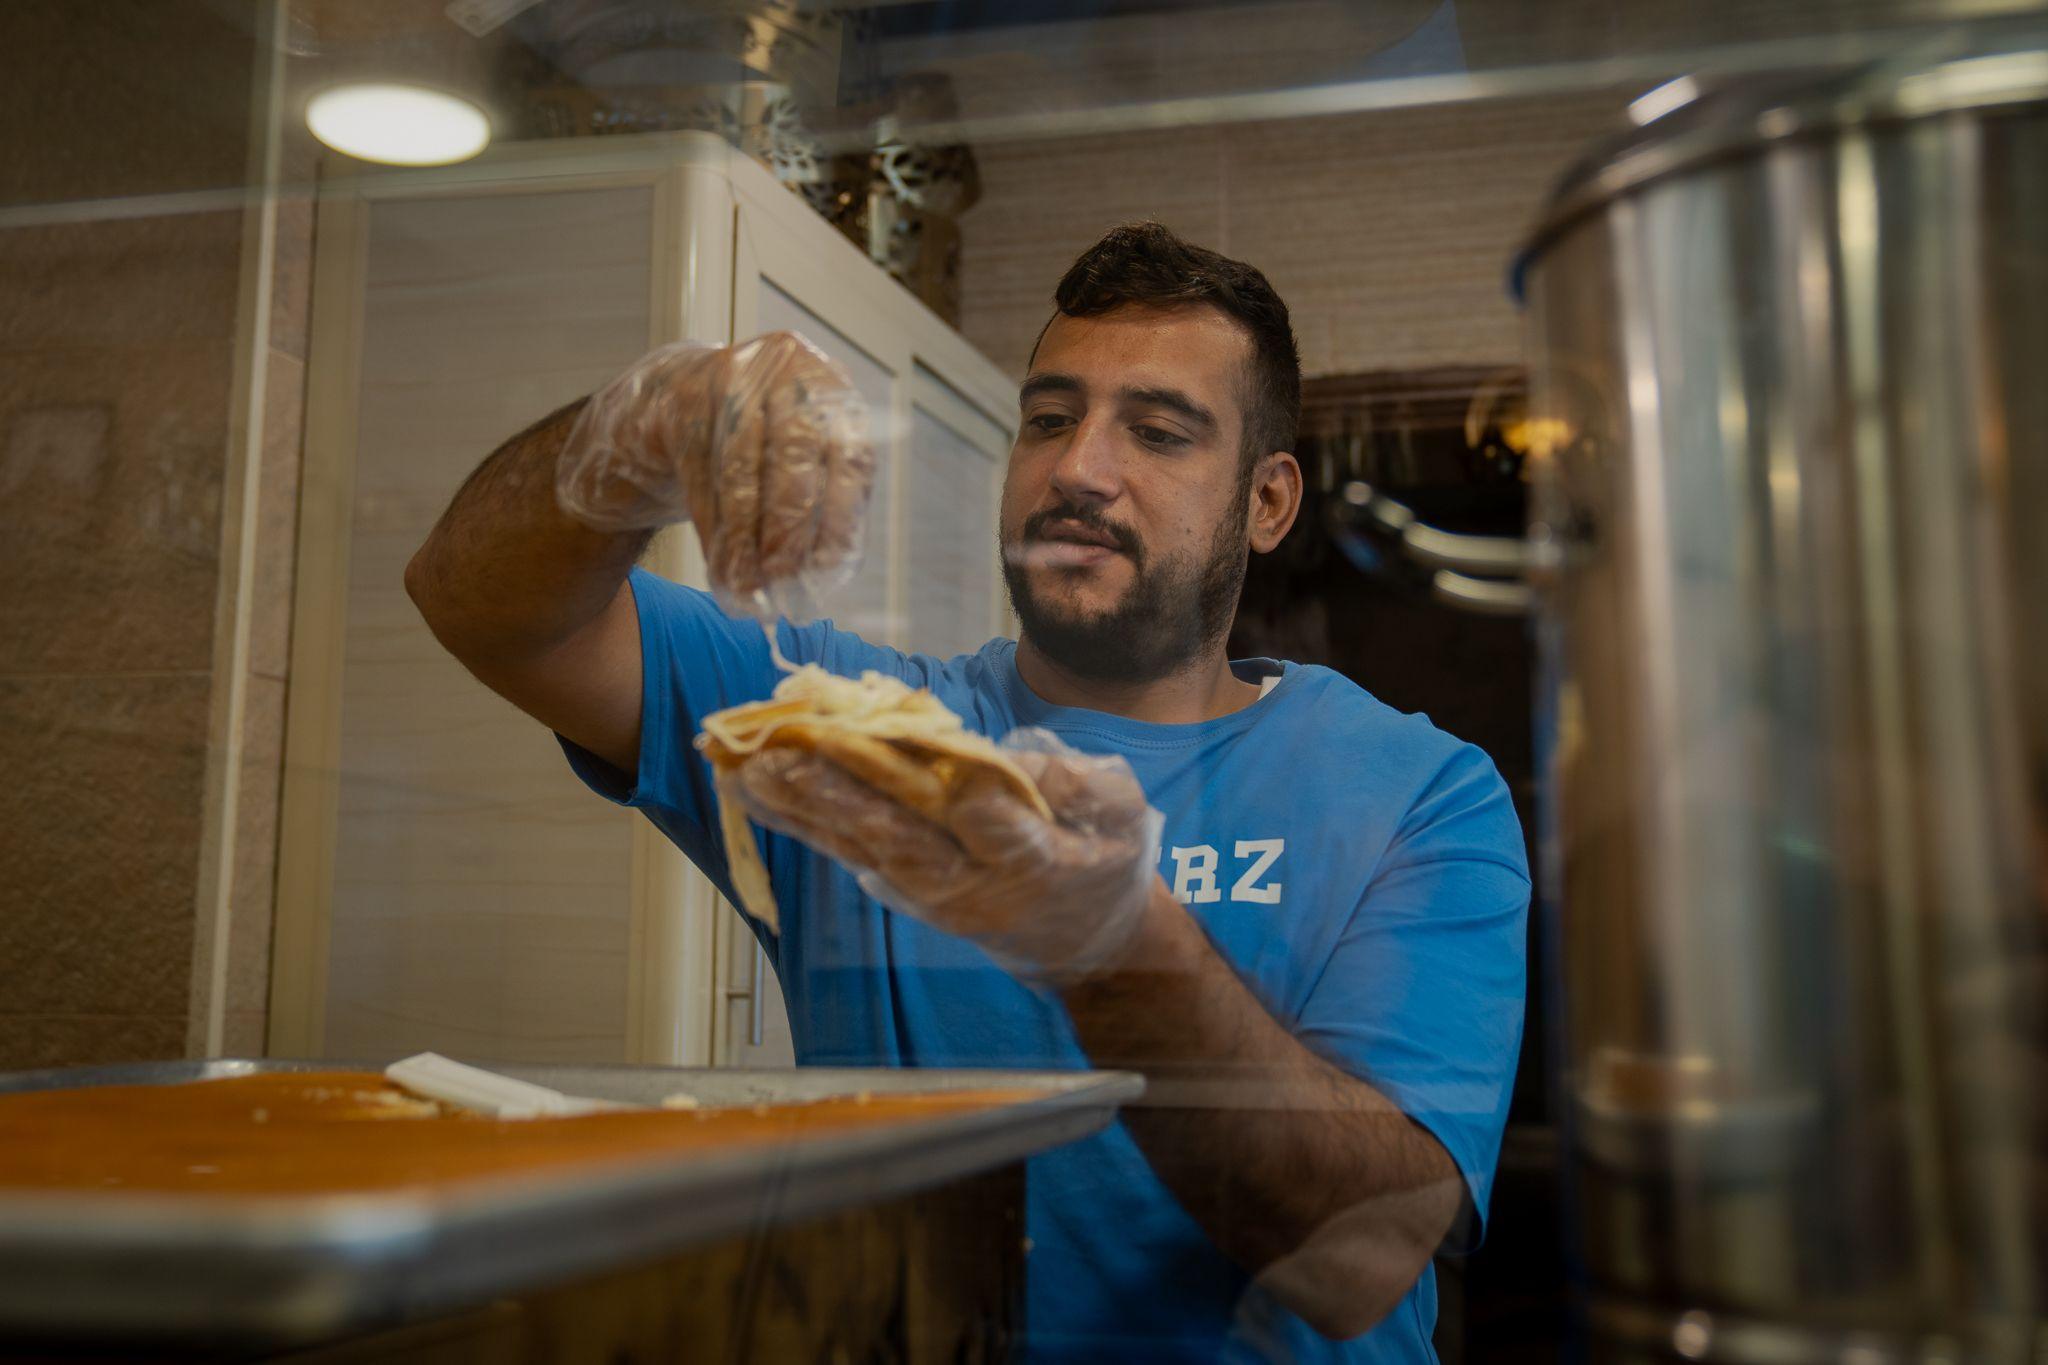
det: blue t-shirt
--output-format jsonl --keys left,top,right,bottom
{"left": 563, "top": 568, "right": 1530, "bottom": 1364}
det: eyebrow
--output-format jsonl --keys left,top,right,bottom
{"left": 1018, "top": 372, "right": 1219, "bottom": 434}
{"left": 1122, "top": 385, "right": 1218, "bottom": 433}
{"left": 1019, "top": 372, "right": 1082, "bottom": 406}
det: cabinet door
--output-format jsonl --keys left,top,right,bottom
{"left": 756, "top": 281, "right": 901, "bottom": 646}
{"left": 905, "top": 366, "right": 1010, "bottom": 660}
{"left": 317, "top": 186, "right": 656, "bottom": 1063}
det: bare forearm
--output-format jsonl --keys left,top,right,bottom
{"left": 1062, "top": 884, "right": 1463, "bottom": 1338}
{"left": 405, "top": 396, "right": 649, "bottom": 658}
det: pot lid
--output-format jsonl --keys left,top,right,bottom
{"left": 1510, "top": 34, "right": 2048, "bottom": 300}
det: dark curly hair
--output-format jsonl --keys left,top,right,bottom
{"left": 1043, "top": 221, "right": 1301, "bottom": 472}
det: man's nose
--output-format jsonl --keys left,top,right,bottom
{"left": 1047, "top": 415, "right": 1122, "bottom": 506}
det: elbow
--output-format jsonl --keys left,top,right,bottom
{"left": 405, "top": 542, "right": 456, "bottom": 638}
{"left": 404, "top": 544, "right": 467, "bottom": 657}
{"left": 404, "top": 538, "right": 442, "bottom": 616}
{"left": 1256, "top": 1185, "right": 1462, "bottom": 1342}
{"left": 1269, "top": 1264, "right": 1418, "bottom": 1343}
{"left": 403, "top": 547, "right": 430, "bottom": 615}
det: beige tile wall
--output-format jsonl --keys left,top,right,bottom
{"left": 0, "top": 2, "right": 308, "bottom": 1071}
{"left": 0, "top": 235, "right": 311, "bottom": 1072}
{"left": 0, "top": 208, "right": 243, "bottom": 1069}
{"left": 956, "top": 88, "right": 1630, "bottom": 380}
{"left": 0, "top": 225, "right": 238, "bottom": 678}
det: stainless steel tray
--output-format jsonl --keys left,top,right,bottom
{"left": 0, "top": 1059, "right": 1141, "bottom": 1350}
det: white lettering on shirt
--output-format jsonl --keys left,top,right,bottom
{"left": 1168, "top": 845, "right": 1222, "bottom": 904}
{"left": 1231, "top": 839, "right": 1285, "bottom": 904}
{"left": 1164, "top": 840, "right": 1288, "bottom": 905}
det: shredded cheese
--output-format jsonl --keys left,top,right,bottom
{"left": 700, "top": 663, "right": 972, "bottom": 758}
{"left": 762, "top": 620, "right": 797, "bottom": 675}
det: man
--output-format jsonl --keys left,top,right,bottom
{"left": 408, "top": 222, "right": 1528, "bottom": 1362}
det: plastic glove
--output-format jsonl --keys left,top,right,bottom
{"left": 555, "top": 332, "right": 873, "bottom": 621}
{"left": 731, "top": 728, "right": 1166, "bottom": 985}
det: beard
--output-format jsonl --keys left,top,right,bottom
{"left": 1001, "top": 494, "right": 1249, "bottom": 685}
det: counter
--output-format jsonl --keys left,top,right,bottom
{"left": 0, "top": 1060, "right": 1140, "bottom": 1361}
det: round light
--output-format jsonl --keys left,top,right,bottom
{"left": 306, "top": 83, "right": 491, "bottom": 167}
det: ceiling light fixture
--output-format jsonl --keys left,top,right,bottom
{"left": 305, "top": 82, "right": 492, "bottom": 166}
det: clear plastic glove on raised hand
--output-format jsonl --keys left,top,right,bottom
{"left": 555, "top": 332, "right": 873, "bottom": 621}
{"left": 730, "top": 728, "right": 1165, "bottom": 985}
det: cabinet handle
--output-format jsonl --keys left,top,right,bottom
{"left": 749, "top": 943, "right": 765, "bottom": 1048}
{"left": 721, "top": 944, "right": 769, "bottom": 1052}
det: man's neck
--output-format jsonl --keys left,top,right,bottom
{"left": 1014, "top": 635, "right": 1264, "bottom": 725}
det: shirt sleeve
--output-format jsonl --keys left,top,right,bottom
{"left": 1293, "top": 742, "right": 1531, "bottom": 1247}
{"left": 554, "top": 568, "right": 776, "bottom": 897}
{"left": 556, "top": 565, "right": 918, "bottom": 916}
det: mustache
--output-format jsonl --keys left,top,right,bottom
{"left": 1014, "top": 503, "right": 1145, "bottom": 563}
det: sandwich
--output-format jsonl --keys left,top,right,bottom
{"left": 696, "top": 664, "right": 1051, "bottom": 929}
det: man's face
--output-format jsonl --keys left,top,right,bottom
{"left": 1000, "top": 304, "right": 1258, "bottom": 683}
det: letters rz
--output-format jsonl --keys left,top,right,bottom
{"left": 1165, "top": 839, "right": 1285, "bottom": 905}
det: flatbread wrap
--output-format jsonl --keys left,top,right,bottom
{"left": 695, "top": 664, "right": 1052, "bottom": 930}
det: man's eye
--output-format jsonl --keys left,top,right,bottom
{"left": 1133, "top": 425, "right": 1188, "bottom": 449}
{"left": 1027, "top": 414, "right": 1073, "bottom": 435}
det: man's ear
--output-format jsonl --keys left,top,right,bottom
{"left": 1248, "top": 451, "right": 1304, "bottom": 554}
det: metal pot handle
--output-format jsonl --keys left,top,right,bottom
{"left": 1350, "top": 484, "right": 1529, "bottom": 576}
{"left": 1333, "top": 482, "right": 1534, "bottom": 615}
{"left": 1432, "top": 569, "right": 1533, "bottom": 616}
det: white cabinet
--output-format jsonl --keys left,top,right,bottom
{"left": 753, "top": 282, "right": 897, "bottom": 645}
{"left": 907, "top": 383, "right": 1009, "bottom": 660}
{"left": 271, "top": 133, "right": 1016, "bottom": 1070}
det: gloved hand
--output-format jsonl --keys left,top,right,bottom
{"left": 730, "top": 728, "right": 1166, "bottom": 985}
{"left": 555, "top": 332, "right": 873, "bottom": 621}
